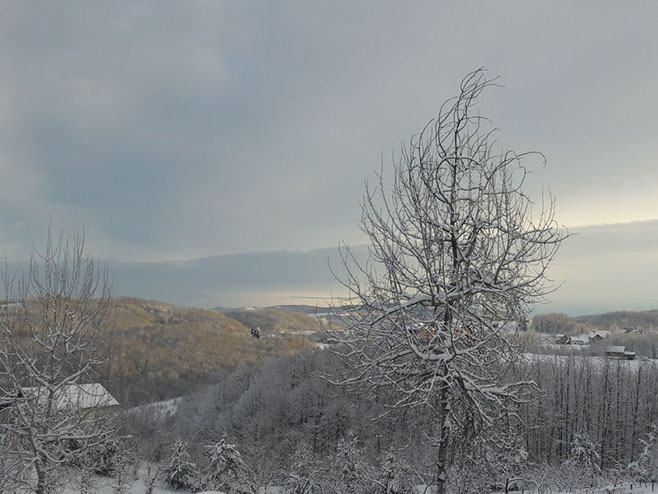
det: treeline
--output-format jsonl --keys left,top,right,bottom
{"left": 577, "top": 310, "right": 658, "bottom": 330}
{"left": 531, "top": 313, "right": 593, "bottom": 335}
{"left": 533, "top": 310, "right": 658, "bottom": 335}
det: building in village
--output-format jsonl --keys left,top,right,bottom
{"left": 605, "top": 345, "right": 636, "bottom": 360}
{"left": 0, "top": 383, "right": 118, "bottom": 423}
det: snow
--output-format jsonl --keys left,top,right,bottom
{"left": 56, "top": 472, "right": 658, "bottom": 494}
{"left": 22, "top": 383, "right": 119, "bottom": 410}
{"left": 124, "top": 397, "right": 181, "bottom": 420}
{"left": 490, "top": 485, "right": 657, "bottom": 493}
{"left": 63, "top": 479, "right": 186, "bottom": 493}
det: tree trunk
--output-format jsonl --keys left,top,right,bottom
{"left": 436, "top": 383, "right": 450, "bottom": 494}
{"left": 35, "top": 459, "right": 48, "bottom": 494}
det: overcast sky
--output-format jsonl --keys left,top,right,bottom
{"left": 2, "top": 2, "right": 658, "bottom": 313}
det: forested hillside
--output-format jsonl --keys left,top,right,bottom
{"left": 102, "top": 298, "right": 315, "bottom": 404}
{"left": 125, "top": 347, "right": 658, "bottom": 492}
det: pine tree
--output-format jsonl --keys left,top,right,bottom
{"left": 161, "top": 440, "right": 200, "bottom": 491}
{"left": 203, "top": 439, "right": 245, "bottom": 491}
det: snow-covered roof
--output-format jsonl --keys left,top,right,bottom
{"left": 606, "top": 345, "right": 625, "bottom": 354}
{"left": 21, "top": 383, "right": 119, "bottom": 410}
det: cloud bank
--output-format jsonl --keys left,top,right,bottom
{"left": 2, "top": 2, "right": 658, "bottom": 264}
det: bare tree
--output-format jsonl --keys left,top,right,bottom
{"left": 0, "top": 229, "right": 116, "bottom": 494}
{"left": 333, "top": 69, "right": 566, "bottom": 493}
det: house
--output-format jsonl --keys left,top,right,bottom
{"left": 556, "top": 334, "right": 571, "bottom": 345}
{"left": 606, "top": 346, "right": 625, "bottom": 358}
{"left": 15, "top": 383, "right": 118, "bottom": 416}
{"left": 589, "top": 334, "right": 604, "bottom": 344}
{"left": 605, "top": 346, "right": 636, "bottom": 360}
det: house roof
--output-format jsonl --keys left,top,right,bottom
{"left": 606, "top": 345, "right": 625, "bottom": 354}
{"left": 21, "top": 383, "right": 119, "bottom": 410}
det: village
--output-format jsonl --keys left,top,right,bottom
{"left": 548, "top": 331, "right": 637, "bottom": 360}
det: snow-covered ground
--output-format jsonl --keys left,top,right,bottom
{"left": 58, "top": 477, "right": 658, "bottom": 494}
{"left": 490, "top": 482, "right": 658, "bottom": 494}
{"left": 521, "top": 352, "right": 658, "bottom": 372}
{"left": 63, "top": 480, "right": 180, "bottom": 494}
{"left": 124, "top": 397, "right": 181, "bottom": 421}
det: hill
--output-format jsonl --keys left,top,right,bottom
{"left": 216, "top": 307, "right": 323, "bottom": 336}
{"left": 105, "top": 297, "right": 314, "bottom": 404}
{"left": 264, "top": 304, "right": 328, "bottom": 316}
{"left": 575, "top": 309, "right": 658, "bottom": 330}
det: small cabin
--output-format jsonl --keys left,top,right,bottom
{"left": 605, "top": 345, "right": 636, "bottom": 360}
{"left": 589, "top": 334, "right": 604, "bottom": 344}
{"left": 555, "top": 334, "right": 571, "bottom": 345}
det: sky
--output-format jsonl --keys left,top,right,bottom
{"left": 1, "top": 2, "right": 658, "bottom": 313}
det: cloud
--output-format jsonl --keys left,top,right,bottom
{"left": 1, "top": 1, "right": 658, "bottom": 264}
{"left": 545, "top": 220, "right": 658, "bottom": 315}
{"left": 92, "top": 219, "right": 658, "bottom": 316}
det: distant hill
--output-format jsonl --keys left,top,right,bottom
{"left": 264, "top": 304, "right": 329, "bottom": 316}
{"left": 532, "top": 309, "right": 658, "bottom": 335}
{"left": 215, "top": 304, "right": 351, "bottom": 331}
{"left": 105, "top": 297, "right": 314, "bottom": 405}
{"left": 216, "top": 307, "right": 323, "bottom": 336}
{"left": 575, "top": 309, "right": 658, "bottom": 330}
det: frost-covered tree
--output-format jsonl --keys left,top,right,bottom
{"left": 374, "top": 451, "right": 414, "bottom": 494}
{"left": 632, "top": 424, "right": 658, "bottom": 485}
{"left": 0, "top": 229, "right": 116, "bottom": 494}
{"left": 284, "top": 442, "right": 324, "bottom": 494}
{"left": 334, "top": 69, "right": 565, "bottom": 493}
{"left": 487, "top": 440, "right": 528, "bottom": 493}
{"left": 202, "top": 439, "right": 246, "bottom": 492}
{"left": 74, "top": 436, "right": 130, "bottom": 494}
{"left": 161, "top": 439, "right": 200, "bottom": 491}
{"left": 562, "top": 433, "right": 602, "bottom": 488}
{"left": 329, "top": 435, "right": 374, "bottom": 494}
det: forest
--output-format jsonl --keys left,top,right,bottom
{"left": 115, "top": 338, "right": 658, "bottom": 493}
